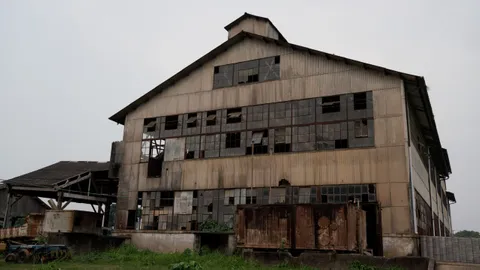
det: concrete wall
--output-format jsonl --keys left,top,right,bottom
{"left": 383, "top": 234, "right": 418, "bottom": 257}
{"left": 116, "top": 232, "right": 195, "bottom": 253}
{"left": 421, "top": 236, "right": 480, "bottom": 264}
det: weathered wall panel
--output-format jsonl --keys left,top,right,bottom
{"left": 139, "top": 146, "right": 407, "bottom": 192}
{"left": 125, "top": 39, "right": 401, "bottom": 121}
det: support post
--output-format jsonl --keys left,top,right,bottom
{"left": 3, "top": 192, "right": 11, "bottom": 228}
{"left": 104, "top": 202, "right": 111, "bottom": 227}
{"left": 57, "top": 192, "right": 63, "bottom": 210}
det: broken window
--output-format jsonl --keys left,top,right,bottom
{"left": 274, "top": 128, "right": 291, "bottom": 153}
{"left": 224, "top": 189, "right": 234, "bottom": 205}
{"left": 147, "top": 140, "right": 165, "bottom": 177}
{"left": 213, "top": 64, "right": 234, "bottom": 89}
{"left": 225, "top": 132, "right": 241, "bottom": 148}
{"left": 258, "top": 56, "right": 280, "bottom": 82}
{"left": 184, "top": 136, "right": 200, "bottom": 160}
{"left": 226, "top": 108, "right": 242, "bottom": 124}
{"left": 140, "top": 141, "right": 151, "bottom": 162}
{"left": 322, "top": 95, "right": 341, "bottom": 113}
{"left": 186, "top": 113, "right": 197, "bottom": 128}
{"left": 320, "top": 184, "right": 376, "bottom": 203}
{"left": 353, "top": 92, "right": 367, "bottom": 110}
{"left": 275, "top": 56, "right": 280, "bottom": 64}
{"left": 247, "top": 130, "right": 268, "bottom": 155}
{"left": 160, "top": 191, "right": 174, "bottom": 207}
{"left": 238, "top": 68, "right": 259, "bottom": 84}
{"left": 143, "top": 118, "right": 158, "bottom": 139}
{"left": 206, "top": 110, "right": 217, "bottom": 126}
{"left": 354, "top": 119, "right": 369, "bottom": 138}
{"left": 165, "top": 115, "right": 179, "bottom": 130}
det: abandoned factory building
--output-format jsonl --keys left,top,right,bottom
{"left": 109, "top": 13, "right": 454, "bottom": 256}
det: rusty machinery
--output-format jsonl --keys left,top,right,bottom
{"left": 2, "top": 241, "right": 71, "bottom": 264}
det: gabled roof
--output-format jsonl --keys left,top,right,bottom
{"left": 5, "top": 161, "right": 110, "bottom": 188}
{"left": 224, "top": 12, "right": 288, "bottom": 42}
{"left": 108, "top": 31, "right": 451, "bottom": 177}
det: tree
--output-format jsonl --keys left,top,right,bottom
{"left": 454, "top": 230, "right": 480, "bottom": 238}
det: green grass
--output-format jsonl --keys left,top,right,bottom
{"left": 0, "top": 245, "right": 313, "bottom": 270}
{"left": 0, "top": 245, "right": 403, "bottom": 270}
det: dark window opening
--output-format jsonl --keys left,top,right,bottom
{"left": 226, "top": 132, "right": 241, "bottom": 148}
{"left": 206, "top": 110, "right": 217, "bottom": 126}
{"left": 322, "top": 95, "right": 341, "bottom": 113}
{"left": 186, "top": 113, "right": 197, "bottom": 128}
{"left": 246, "top": 145, "right": 268, "bottom": 155}
{"left": 246, "top": 196, "right": 257, "bottom": 204}
{"left": 335, "top": 139, "right": 348, "bottom": 149}
{"left": 274, "top": 56, "right": 280, "bottom": 64}
{"left": 74, "top": 216, "right": 82, "bottom": 226}
{"left": 274, "top": 143, "right": 291, "bottom": 153}
{"left": 354, "top": 119, "right": 369, "bottom": 138}
{"left": 199, "top": 150, "right": 205, "bottom": 159}
{"left": 238, "top": 68, "right": 259, "bottom": 84}
{"left": 143, "top": 118, "right": 158, "bottom": 139}
{"left": 193, "top": 190, "right": 198, "bottom": 198}
{"left": 247, "top": 130, "right": 268, "bottom": 155}
{"left": 226, "top": 108, "right": 242, "bottom": 124}
{"left": 127, "top": 210, "right": 136, "bottom": 230}
{"left": 153, "top": 216, "right": 159, "bottom": 230}
{"left": 228, "top": 197, "right": 235, "bottom": 205}
{"left": 214, "top": 66, "right": 219, "bottom": 74}
{"left": 160, "top": 191, "right": 174, "bottom": 207}
{"left": 354, "top": 92, "right": 367, "bottom": 110}
{"left": 207, "top": 203, "right": 213, "bottom": 212}
{"left": 165, "top": 115, "right": 179, "bottom": 130}
{"left": 185, "top": 151, "right": 195, "bottom": 159}
{"left": 147, "top": 140, "right": 164, "bottom": 178}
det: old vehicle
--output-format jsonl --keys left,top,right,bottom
{"left": 3, "top": 241, "right": 71, "bottom": 263}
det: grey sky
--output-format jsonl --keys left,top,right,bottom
{"left": 0, "top": 1, "right": 478, "bottom": 231}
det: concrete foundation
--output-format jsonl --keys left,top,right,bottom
{"left": 243, "top": 250, "right": 434, "bottom": 270}
{"left": 383, "top": 234, "right": 419, "bottom": 257}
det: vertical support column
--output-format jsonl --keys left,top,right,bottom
{"left": 57, "top": 192, "right": 64, "bottom": 210}
{"left": 3, "top": 192, "right": 11, "bottom": 228}
{"left": 104, "top": 202, "right": 111, "bottom": 227}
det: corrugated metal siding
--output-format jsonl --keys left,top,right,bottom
{"left": 420, "top": 236, "right": 480, "bottom": 264}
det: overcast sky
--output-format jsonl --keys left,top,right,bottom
{"left": 0, "top": 1, "right": 478, "bottom": 231}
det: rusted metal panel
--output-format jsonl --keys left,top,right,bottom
{"left": 315, "top": 204, "right": 348, "bottom": 250}
{"left": 235, "top": 208, "right": 245, "bottom": 245}
{"left": 236, "top": 204, "right": 367, "bottom": 252}
{"left": 241, "top": 205, "right": 291, "bottom": 249}
{"left": 295, "top": 205, "right": 315, "bottom": 249}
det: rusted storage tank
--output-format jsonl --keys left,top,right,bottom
{"left": 42, "top": 210, "right": 103, "bottom": 235}
{"left": 236, "top": 204, "right": 366, "bottom": 252}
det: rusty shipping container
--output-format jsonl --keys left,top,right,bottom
{"left": 236, "top": 204, "right": 367, "bottom": 252}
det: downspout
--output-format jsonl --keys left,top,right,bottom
{"left": 427, "top": 147, "right": 434, "bottom": 235}
{"left": 405, "top": 94, "right": 418, "bottom": 234}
